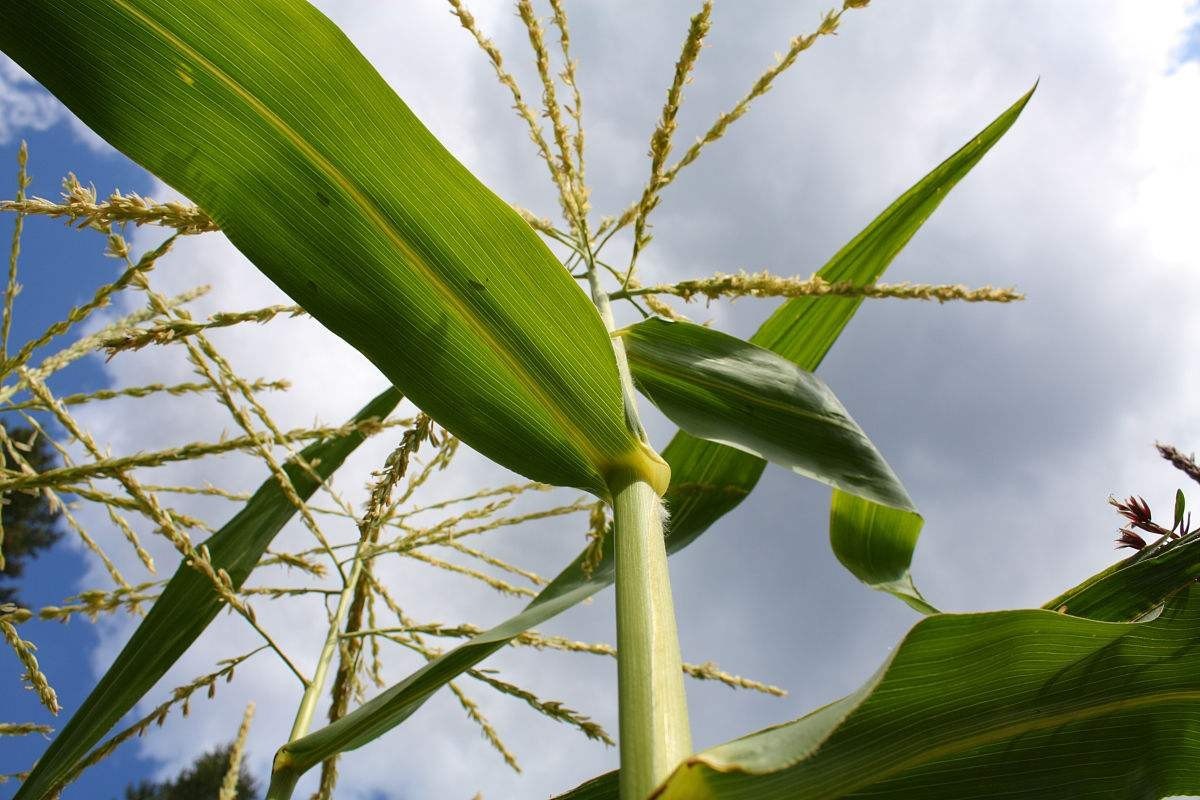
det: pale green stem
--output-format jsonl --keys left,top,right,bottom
{"left": 611, "top": 468, "right": 692, "bottom": 799}
{"left": 268, "top": 562, "right": 363, "bottom": 799}
{"left": 576, "top": 198, "right": 692, "bottom": 798}
{"left": 287, "top": 541, "right": 368, "bottom": 742}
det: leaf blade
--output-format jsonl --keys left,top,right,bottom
{"left": 557, "top": 585, "right": 1200, "bottom": 800}
{"left": 0, "top": 0, "right": 655, "bottom": 496}
{"left": 1042, "top": 528, "right": 1200, "bottom": 622}
{"left": 623, "top": 318, "right": 914, "bottom": 511}
{"left": 829, "top": 491, "right": 931, "bottom": 613}
{"left": 661, "top": 85, "right": 1036, "bottom": 574}
{"left": 14, "top": 387, "right": 401, "bottom": 800}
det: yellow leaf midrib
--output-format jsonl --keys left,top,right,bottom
{"left": 110, "top": 0, "right": 617, "bottom": 479}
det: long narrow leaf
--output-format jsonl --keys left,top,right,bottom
{"left": 555, "top": 541, "right": 1200, "bottom": 798}
{"left": 556, "top": 584, "right": 1200, "bottom": 800}
{"left": 270, "top": 90, "right": 1034, "bottom": 786}
{"left": 662, "top": 86, "right": 1035, "bottom": 602}
{"left": 0, "top": 0, "right": 661, "bottom": 498}
{"left": 622, "top": 318, "right": 914, "bottom": 511}
{"left": 15, "top": 387, "right": 401, "bottom": 800}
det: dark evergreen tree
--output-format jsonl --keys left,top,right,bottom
{"left": 121, "top": 745, "right": 258, "bottom": 800}
{"left": 1, "top": 423, "right": 63, "bottom": 605}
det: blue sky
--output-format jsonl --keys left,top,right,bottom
{"left": 1179, "top": 12, "right": 1200, "bottom": 63}
{"left": 0, "top": 127, "right": 158, "bottom": 795}
{"left": 4, "top": 2, "right": 1200, "bottom": 799}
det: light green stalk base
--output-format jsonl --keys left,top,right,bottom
{"left": 265, "top": 754, "right": 300, "bottom": 800}
{"left": 612, "top": 469, "right": 692, "bottom": 799}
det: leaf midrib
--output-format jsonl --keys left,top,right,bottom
{"left": 111, "top": 0, "right": 613, "bottom": 475}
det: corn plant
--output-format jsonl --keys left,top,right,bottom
{"left": 4, "top": 1, "right": 1200, "bottom": 799}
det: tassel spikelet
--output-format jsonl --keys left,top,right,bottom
{"left": 612, "top": 270, "right": 1024, "bottom": 305}
{"left": 217, "top": 702, "right": 255, "bottom": 800}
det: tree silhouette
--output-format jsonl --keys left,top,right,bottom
{"left": 1, "top": 423, "right": 63, "bottom": 605}
{"left": 121, "top": 745, "right": 258, "bottom": 800}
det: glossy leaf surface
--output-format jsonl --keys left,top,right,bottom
{"left": 623, "top": 318, "right": 913, "bottom": 511}
{"left": 660, "top": 86, "right": 1034, "bottom": 597}
{"left": 0, "top": 0, "right": 655, "bottom": 497}
{"left": 828, "top": 492, "right": 931, "bottom": 613}
{"left": 1042, "top": 528, "right": 1200, "bottom": 622}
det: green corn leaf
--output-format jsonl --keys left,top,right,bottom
{"left": 14, "top": 387, "right": 401, "bottom": 800}
{"left": 621, "top": 317, "right": 932, "bottom": 610}
{"left": 659, "top": 84, "right": 1034, "bottom": 604}
{"left": 555, "top": 584, "right": 1200, "bottom": 800}
{"left": 556, "top": 542, "right": 1200, "bottom": 799}
{"left": 622, "top": 318, "right": 914, "bottom": 511}
{"left": 828, "top": 492, "right": 931, "bottom": 613}
{"left": 1043, "top": 528, "right": 1200, "bottom": 622}
{"left": 0, "top": 0, "right": 663, "bottom": 499}
{"left": 268, "top": 90, "right": 1034, "bottom": 786}
{"left": 1175, "top": 488, "right": 1186, "bottom": 532}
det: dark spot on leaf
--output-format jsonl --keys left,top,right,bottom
{"left": 468, "top": 279, "right": 486, "bottom": 291}
{"left": 316, "top": 191, "right": 331, "bottom": 207}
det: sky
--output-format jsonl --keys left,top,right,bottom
{"left": 2, "top": 1, "right": 1200, "bottom": 798}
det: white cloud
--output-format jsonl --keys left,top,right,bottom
{"left": 1134, "top": 60, "right": 1200, "bottom": 267}
{"left": 0, "top": 55, "right": 61, "bottom": 144}
{"left": 0, "top": 54, "right": 116, "bottom": 153}
{"left": 36, "top": 1, "right": 1200, "bottom": 798}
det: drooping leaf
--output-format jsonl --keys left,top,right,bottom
{"left": 269, "top": 90, "right": 1034, "bottom": 788}
{"left": 0, "top": 0, "right": 662, "bottom": 498}
{"left": 828, "top": 492, "right": 931, "bottom": 613}
{"left": 14, "top": 387, "right": 402, "bottom": 800}
{"left": 622, "top": 318, "right": 913, "bottom": 511}
{"left": 556, "top": 584, "right": 1200, "bottom": 800}
{"left": 661, "top": 86, "right": 1035, "bottom": 601}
